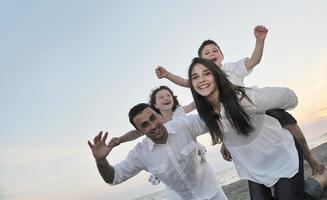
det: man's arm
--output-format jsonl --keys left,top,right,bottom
{"left": 155, "top": 66, "right": 190, "bottom": 88}
{"left": 244, "top": 25, "right": 268, "bottom": 71}
{"left": 96, "top": 159, "right": 115, "bottom": 184}
{"left": 88, "top": 131, "right": 115, "bottom": 184}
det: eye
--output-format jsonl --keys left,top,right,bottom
{"left": 149, "top": 115, "right": 157, "bottom": 122}
{"left": 191, "top": 75, "right": 198, "bottom": 80}
{"left": 141, "top": 122, "right": 149, "bottom": 129}
{"left": 204, "top": 71, "right": 211, "bottom": 76}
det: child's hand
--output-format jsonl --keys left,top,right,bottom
{"left": 220, "top": 143, "right": 232, "bottom": 161}
{"left": 108, "top": 137, "right": 120, "bottom": 148}
{"left": 254, "top": 25, "right": 268, "bottom": 41}
{"left": 155, "top": 66, "right": 169, "bottom": 79}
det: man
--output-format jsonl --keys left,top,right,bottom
{"left": 88, "top": 103, "right": 227, "bottom": 199}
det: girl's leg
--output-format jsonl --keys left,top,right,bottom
{"left": 275, "top": 139, "right": 305, "bottom": 200}
{"left": 248, "top": 180, "right": 274, "bottom": 200}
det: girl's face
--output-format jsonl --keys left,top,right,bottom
{"left": 154, "top": 89, "right": 174, "bottom": 111}
{"left": 191, "top": 63, "right": 217, "bottom": 98}
{"left": 200, "top": 44, "right": 223, "bottom": 66}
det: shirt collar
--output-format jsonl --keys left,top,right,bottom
{"left": 145, "top": 123, "right": 177, "bottom": 151}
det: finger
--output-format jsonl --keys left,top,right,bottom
{"left": 87, "top": 140, "right": 94, "bottom": 149}
{"left": 102, "top": 132, "right": 108, "bottom": 142}
{"left": 94, "top": 131, "right": 103, "bottom": 143}
{"left": 93, "top": 131, "right": 102, "bottom": 143}
{"left": 318, "top": 166, "right": 325, "bottom": 174}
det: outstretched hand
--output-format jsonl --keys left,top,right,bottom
{"left": 254, "top": 25, "right": 268, "bottom": 41}
{"left": 155, "top": 66, "right": 169, "bottom": 79}
{"left": 88, "top": 131, "right": 114, "bottom": 161}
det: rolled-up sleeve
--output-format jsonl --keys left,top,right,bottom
{"left": 112, "top": 147, "right": 145, "bottom": 185}
{"left": 243, "top": 87, "right": 298, "bottom": 114}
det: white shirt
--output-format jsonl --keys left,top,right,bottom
{"left": 112, "top": 114, "right": 227, "bottom": 199}
{"left": 221, "top": 57, "right": 251, "bottom": 86}
{"left": 167, "top": 106, "right": 209, "bottom": 199}
{"left": 172, "top": 106, "right": 186, "bottom": 119}
{"left": 221, "top": 87, "right": 299, "bottom": 187}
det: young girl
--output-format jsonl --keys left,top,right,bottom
{"left": 188, "top": 57, "right": 305, "bottom": 199}
{"left": 109, "top": 85, "right": 207, "bottom": 199}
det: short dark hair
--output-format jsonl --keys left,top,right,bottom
{"left": 197, "top": 39, "right": 223, "bottom": 57}
{"left": 128, "top": 103, "right": 151, "bottom": 130}
{"left": 148, "top": 85, "right": 180, "bottom": 114}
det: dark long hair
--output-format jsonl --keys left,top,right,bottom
{"left": 148, "top": 85, "right": 180, "bottom": 114}
{"left": 188, "top": 57, "right": 253, "bottom": 145}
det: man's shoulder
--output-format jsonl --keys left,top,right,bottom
{"left": 165, "top": 114, "right": 203, "bottom": 134}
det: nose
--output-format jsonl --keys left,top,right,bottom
{"left": 149, "top": 121, "right": 157, "bottom": 130}
{"left": 198, "top": 75, "right": 205, "bottom": 83}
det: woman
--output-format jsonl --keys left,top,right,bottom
{"left": 188, "top": 57, "right": 304, "bottom": 199}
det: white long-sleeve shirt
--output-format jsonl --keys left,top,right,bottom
{"left": 112, "top": 114, "right": 227, "bottom": 200}
{"left": 222, "top": 87, "right": 299, "bottom": 187}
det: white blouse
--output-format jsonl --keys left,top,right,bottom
{"left": 221, "top": 87, "right": 299, "bottom": 187}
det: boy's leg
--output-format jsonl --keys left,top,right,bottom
{"left": 305, "top": 177, "right": 323, "bottom": 200}
{"left": 265, "top": 109, "right": 325, "bottom": 174}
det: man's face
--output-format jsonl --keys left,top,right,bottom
{"left": 133, "top": 107, "right": 167, "bottom": 143}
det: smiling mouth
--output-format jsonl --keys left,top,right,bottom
{"left": 211, "top": 58, "right": 217, "bottom": 62}
{"left": 199, "top": 84, "right": 210, "bottom": 89}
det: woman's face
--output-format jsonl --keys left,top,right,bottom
{"left": 154, "top": 89, "right": 174, "bottom": 111}
{"left": 191, "top": 63, "right": 217, "bottom": 98}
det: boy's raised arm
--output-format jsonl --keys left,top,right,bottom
{"left": 244, "top": 25, "right": 268, "bottom": 71}
{"left": 155, "top": 66, "right": 190, "bottom": 88}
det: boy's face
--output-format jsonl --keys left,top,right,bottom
{"left": 200, "top": 44, "right": 224, "bottom": 66}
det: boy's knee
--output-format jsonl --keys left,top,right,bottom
{"left": 265, "top": 109, "right": 297, "bottom": 127}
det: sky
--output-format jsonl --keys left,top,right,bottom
{"left": 1, "top": 1, "right": 327, "bottom": 200}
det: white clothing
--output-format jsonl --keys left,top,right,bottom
{"left": 221, "top": 87, "right": 299, "bottom": 187}
{"left": 167, "top": 106, "right": 207, "bottom": 199}
{"left": 112, "top": 114, "right": 227, "bottom": 200}
{"left": 172, "top": 105, "right": 186, "bottom": 119}
{"left": 221, "top": 57, "right": 251, "bottom": 86}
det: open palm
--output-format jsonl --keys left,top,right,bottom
{"left": 88, "top": 131, "right": 113, "bottom": 161}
